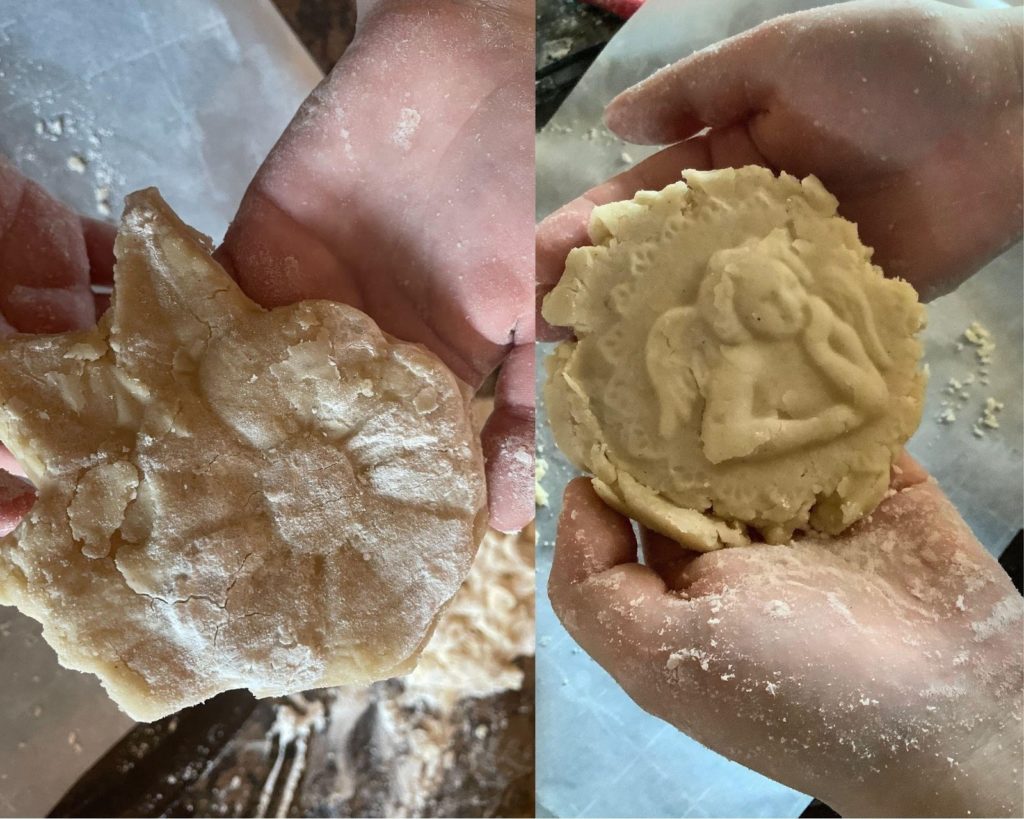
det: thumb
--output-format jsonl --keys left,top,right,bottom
{"left": 480, "top": 343, "right": 535, "bottom": 533}
{"left": 0, "top": 470, "right": 34, "bottom": 537}
{"left": 604, "top": 25, "right": 773, "bottom": 145}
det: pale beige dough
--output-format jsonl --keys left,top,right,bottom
{"left": 543, "top": 167, "right": 925, "bottom": 550}
{"left": 0, "top": 189, "right": 486, "bottom": 721}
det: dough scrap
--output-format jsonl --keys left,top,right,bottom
{"left": 543, "top": 167, "right": 925, "bottom": 550}
{"left": 406, "top": 522, "right": 534, "bottom": 701}
{"left": 0, "top": 189, "right": 486, "bottom": 721}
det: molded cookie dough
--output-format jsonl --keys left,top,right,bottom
{"left": 0, "top": 189, "right": 487, "bottom": 721}
{"left": 543, "top": 167, "right": 925, "bottom": 550}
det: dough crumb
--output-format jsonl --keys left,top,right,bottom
{"left": 980, "top": 396, "right": 1003, "bottom": 430}
{"left": 963, "top": 321, "right": 995, "bottom": 365}
{"left": 535, "top": 457, "right": 549, "bottom": 507}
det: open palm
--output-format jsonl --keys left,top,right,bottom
{"left": 549, "top": 456, "right": 1023, "bottom": 817}
{"left": 220, "top": 0, "right": 534, "bottom": 531}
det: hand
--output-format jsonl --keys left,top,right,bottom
{"left": 219, "top": 0, "right": 534, "bottom": 532}
{"left": 606, "top": 0, "right": 1023, "bottom": 300}
{"left": 538, "top": 0, "right": 1022, "bottom": 333}
{"left": 0, "top": 161, "right": 115, "bottom": 533}
{"left": 548, "top": 455, "right": 1023, "bottom": 817}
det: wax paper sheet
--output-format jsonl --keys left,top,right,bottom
{"left": 535, "top": 0, "right": 1021, "bottom": 816}
{"left": 0, "top": 3, "right": 320, "bottom": 815}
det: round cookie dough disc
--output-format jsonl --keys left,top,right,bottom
{"left": 0, "top": 189, "right": 487, "bottom": 721}
{"left": 543, "top": 166, "right": 925, "bottom": 550}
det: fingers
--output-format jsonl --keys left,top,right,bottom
{"left": 0, "top": 470, "right": 34, "bottom": 538}
{"left": 80, "top": 217, "right": 116, "bottom": 287}
{"left": 706, "top": 123, "right": 769, "bottom": 169}
{"left": 0, "top": 446, "right": 25, "bottom": 478}
{"left": 890, "top": 449, "right": 930, "bottom": 492}
{"left": 640, "top": 527, "right": 702, "bottom": 592}
{"left": 217, "top": 191, "right": 360, "bottom": 311}
{"left": 536, "top": 136, "right": 714, "bottom": 341}
{"left": 550, "top": 478, "right": 640, "bottom": 585}
{"left": 480, "top": 343, "right": 535, "bottom": 533}
{"left": 0, "top": 161, "right": 95, "bottom": 333}
{"left": 80, "top": 216, "right": 116, "bottom": 316}
{"left": 549, "top": 479, "right": 691, "bottom": 674}
{"left": 604, "top": 25, "right": 773, "bottom": 145}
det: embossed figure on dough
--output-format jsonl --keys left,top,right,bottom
{"left": 647, "top": 237, "right": 892, "bottom": 463}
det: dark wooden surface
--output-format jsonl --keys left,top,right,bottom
{"left": 535, "top": 0, "right": 621, "bottom": 128}
{"left": 270, "top": 0, "right": 356, "bottom": 72}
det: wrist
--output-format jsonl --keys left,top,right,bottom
{"left": 832, "top": 721, "right": 1023, "bottom": 818}
{"left": 358, "top": 0, "right": 531, "bottom": 25}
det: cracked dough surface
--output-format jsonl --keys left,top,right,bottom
{"left": 0, "top": 189, "right": 486, "bottom": 721}
{"left": 543, "top": 167, "right": 925, "bottom": 550}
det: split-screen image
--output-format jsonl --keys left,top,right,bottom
{"left": 0, "top": 0, "right": 1020, "bottom": 817}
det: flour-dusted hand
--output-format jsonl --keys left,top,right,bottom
{"left": 548, "top": 456, "right": 1023, "bottom": 817}
{"left": 219, "top": 0, "right": 535, "bottom": 533}
{"left": 604, "top": 0, "right": 1023, "bottom": 300}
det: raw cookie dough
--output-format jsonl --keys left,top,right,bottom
{"left": 543, "top": 167, "right": 925, "bottom": 550}
{"left": 0, "top": 189, "right": 487, "bottom": 721}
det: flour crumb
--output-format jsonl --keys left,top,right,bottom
{"left": 94, "top": 185, "right": 112, "bottom": 217}
{"left": 825, "top": 592, "right": 857, "bottom": 625}
{"left": 36, "top": 114, "right": 66, "bottom": 138}
{"left": 392, "top": 108, "right": 421, "bottom": 150}
{"left": 66, "top": 154, "right": 87, "bottom": 173}
{"left": 970, "top": 595, "right": 1022, "bottom": 640}
{"left": 667, "top": 647, "right": 710, "bottom": 672}
{"left": 764, "top": 599, "right": 792, "bottom": 619}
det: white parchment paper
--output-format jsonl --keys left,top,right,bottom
{"left": 535, "top": 1, "right": 1021, "bottom": 816}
